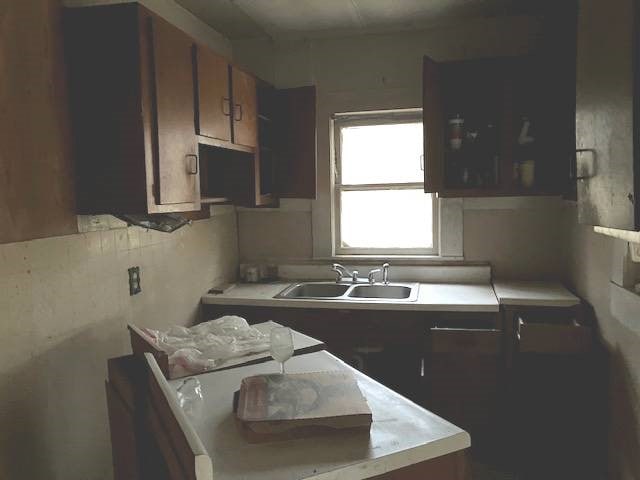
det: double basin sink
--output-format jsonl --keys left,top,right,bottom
{"left": 274, "top": 281, "right": 420, "bottom": 302}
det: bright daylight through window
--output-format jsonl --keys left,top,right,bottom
{"left": 333, "top": 112, "right": 437, "bottom": 255}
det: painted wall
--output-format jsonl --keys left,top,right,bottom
{"left": 0, "top": 1, "right": 238, "bottom": 479}
{"left": 233, "top": 17, "right": 566, "bottom": 280}
{"left": 0, "top": 216, "right": 238, "bottom": 479}
{"left": 565, "top": 206, "right": 640, "bottom": 480}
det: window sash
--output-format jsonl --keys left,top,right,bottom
{"left": 332, "top": 111, "right": 438, "bottom": 256}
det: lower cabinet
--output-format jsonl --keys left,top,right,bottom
{"left": 502, "top": 306, "right": 606, "bottom": 479}
{"left": 423, "top": 326, "right": 502, "bottom": 456}
{"left": 203, "top": 305, "right": 424, "bottom": 400}
{"left": 202, "top": 305, "right": 501, "bottom": 407}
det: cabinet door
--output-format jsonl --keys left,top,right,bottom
{"left": 196, "top": 47, "right": 232, "bottom": 142}
{"left": 422, "top": 56, "right": 445, "bottom": 194}
{"left": 231, "top": 67, "right": 258, "bottom": 148}
{"left": 277, "top": 86, "right": 317, "bottom": 199}
{"left": 575, "top": 0, "right": 638, "bottom": 229}
{"left": 150, "top": 15, "right": 200, "bottom": 205}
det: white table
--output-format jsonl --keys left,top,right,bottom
{"left": 167, "top": 351, "right": 470, "bottom": 480}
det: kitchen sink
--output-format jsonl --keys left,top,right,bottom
{"left": 274, "top": 282, "right": 419, "bottom": 302}
{"left": 348, "top": 284, "right": 413, "bottom": 299}
{"left": 275, "top": 282, "right": 351, "bottom": 299}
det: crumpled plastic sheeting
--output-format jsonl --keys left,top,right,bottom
{"left": 144, "top": 316, "right": 270, "bottom": 377}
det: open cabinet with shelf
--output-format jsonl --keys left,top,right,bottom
{"left": 423, "top": 54, "right": 574, "bottom": 198}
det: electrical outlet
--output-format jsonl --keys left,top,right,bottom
{"left": 128, "top": 266, "right": 141, "bottom": 295}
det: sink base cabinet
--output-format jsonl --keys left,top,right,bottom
{"left": 202, "top": 305, "right": 424, "bottom": 400}
{"left": 202, "top": 305, "right": 501, "bottom": 408}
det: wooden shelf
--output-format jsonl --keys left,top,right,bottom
{"left": 197, "top": 135, "right": 255, "bottom": 154}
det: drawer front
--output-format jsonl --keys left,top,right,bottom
{"left": 517, "top": 319, "right": 592, "bottom": 354}
{"left": 429, "top": 328, "right": 502, "bottom": 355}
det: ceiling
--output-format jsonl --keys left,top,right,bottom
{"left": 175, "top": 0, "right": 545, "bottom": 40}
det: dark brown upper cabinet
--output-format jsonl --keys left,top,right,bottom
{"left": 422, "top": 54, "right": 574, "bottom": 199}
{"left": 66, "top": 2, "right": 315, "bottom": 213}
{"left": 276, "top": 86, "right": 317, "bottom": 199}
{"left": 231, "top": 67, "right": 258, "bottom": 149}
{"left": 152, "top": 15, "right": 200, "bottom": 206}
{"left": 194, "top": 51, "right": 259, "bottom": 150}
{"left": 65, "top": 3, "right": 200, "bottom": 214}
{"left": 195, "top": 47, "right": 232, "bottom": 143}
{"left": 248, "top": 84, "right": 317, "bottom": 206}
{"left": 202, "top": 83, "right": 317, "bottom": 207}
{"left": 575, "top": 0, "right": 639, "bottom": 230}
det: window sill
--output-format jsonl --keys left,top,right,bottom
{"left": 321, "top": 255, "right": 480, "bottom": 267}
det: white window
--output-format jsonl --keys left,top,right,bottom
{"left": 332, "top": 110, "right": 438, "bottom": 256}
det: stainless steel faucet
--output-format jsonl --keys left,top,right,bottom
{"left": 331, "top": 263, "right": 361, "bottom": 283}
{"left": 331, "top": 263, "right": 348, "bottom": 282}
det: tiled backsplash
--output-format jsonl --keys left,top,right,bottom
{"left": 0, "top": 213, "right": 238, "bottom": 479}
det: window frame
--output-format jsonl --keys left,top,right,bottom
{"left": 332, "top": 110, "right": 439, "bottom": 256}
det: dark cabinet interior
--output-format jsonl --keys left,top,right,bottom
{"left": 423, "top": 54, "right": 575, "bottom": 198}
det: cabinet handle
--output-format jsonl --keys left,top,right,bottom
{"left": 234, "top": 103, "right": 243, "bottom": 122}
{"left": 221, "top": 97, "right": 231, "bottom": 116}
{"left": 186, "top": 154, "right": 198, "bottom": 175}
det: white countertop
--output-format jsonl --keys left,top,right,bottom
{"left": 492, "top": 280, "right": 580, "bottom": 307}
{"left": 202, "top": 282, "right": 500, "bottom": 312}
{"left": 168, "top": 351, "right": 470, "bottom": 480}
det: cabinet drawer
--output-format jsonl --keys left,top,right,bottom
{"left": 429, "top": 328, "right": 502, "bottom": 355}
{"left": 517, "top": 318, "right": 591, "bottom": 354}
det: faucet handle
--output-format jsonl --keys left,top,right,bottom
{"left": 382, "top": 263, "right": 390, "bottom": 284}
{"left": 367, "top": 268, "right": 382, "bottom": 285}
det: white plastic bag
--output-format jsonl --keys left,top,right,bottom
{"left": 145, "top": 316, "right": 270, "bottom": 377}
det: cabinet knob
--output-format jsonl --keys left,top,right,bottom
{"left": 186, "top": 154, "right": 198, "bottom": 175}
{"left": 234, "top": 103, "right": 243, "bottom": 122}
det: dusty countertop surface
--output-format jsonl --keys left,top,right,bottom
{"left": 202, "top": 281, "right": 500, "bottom": 312}
{"left": 168, "top": 350, "right": 470, "bottom": 480}
{"left": 492, "top": 280, "right": 580, "bottom": 307}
